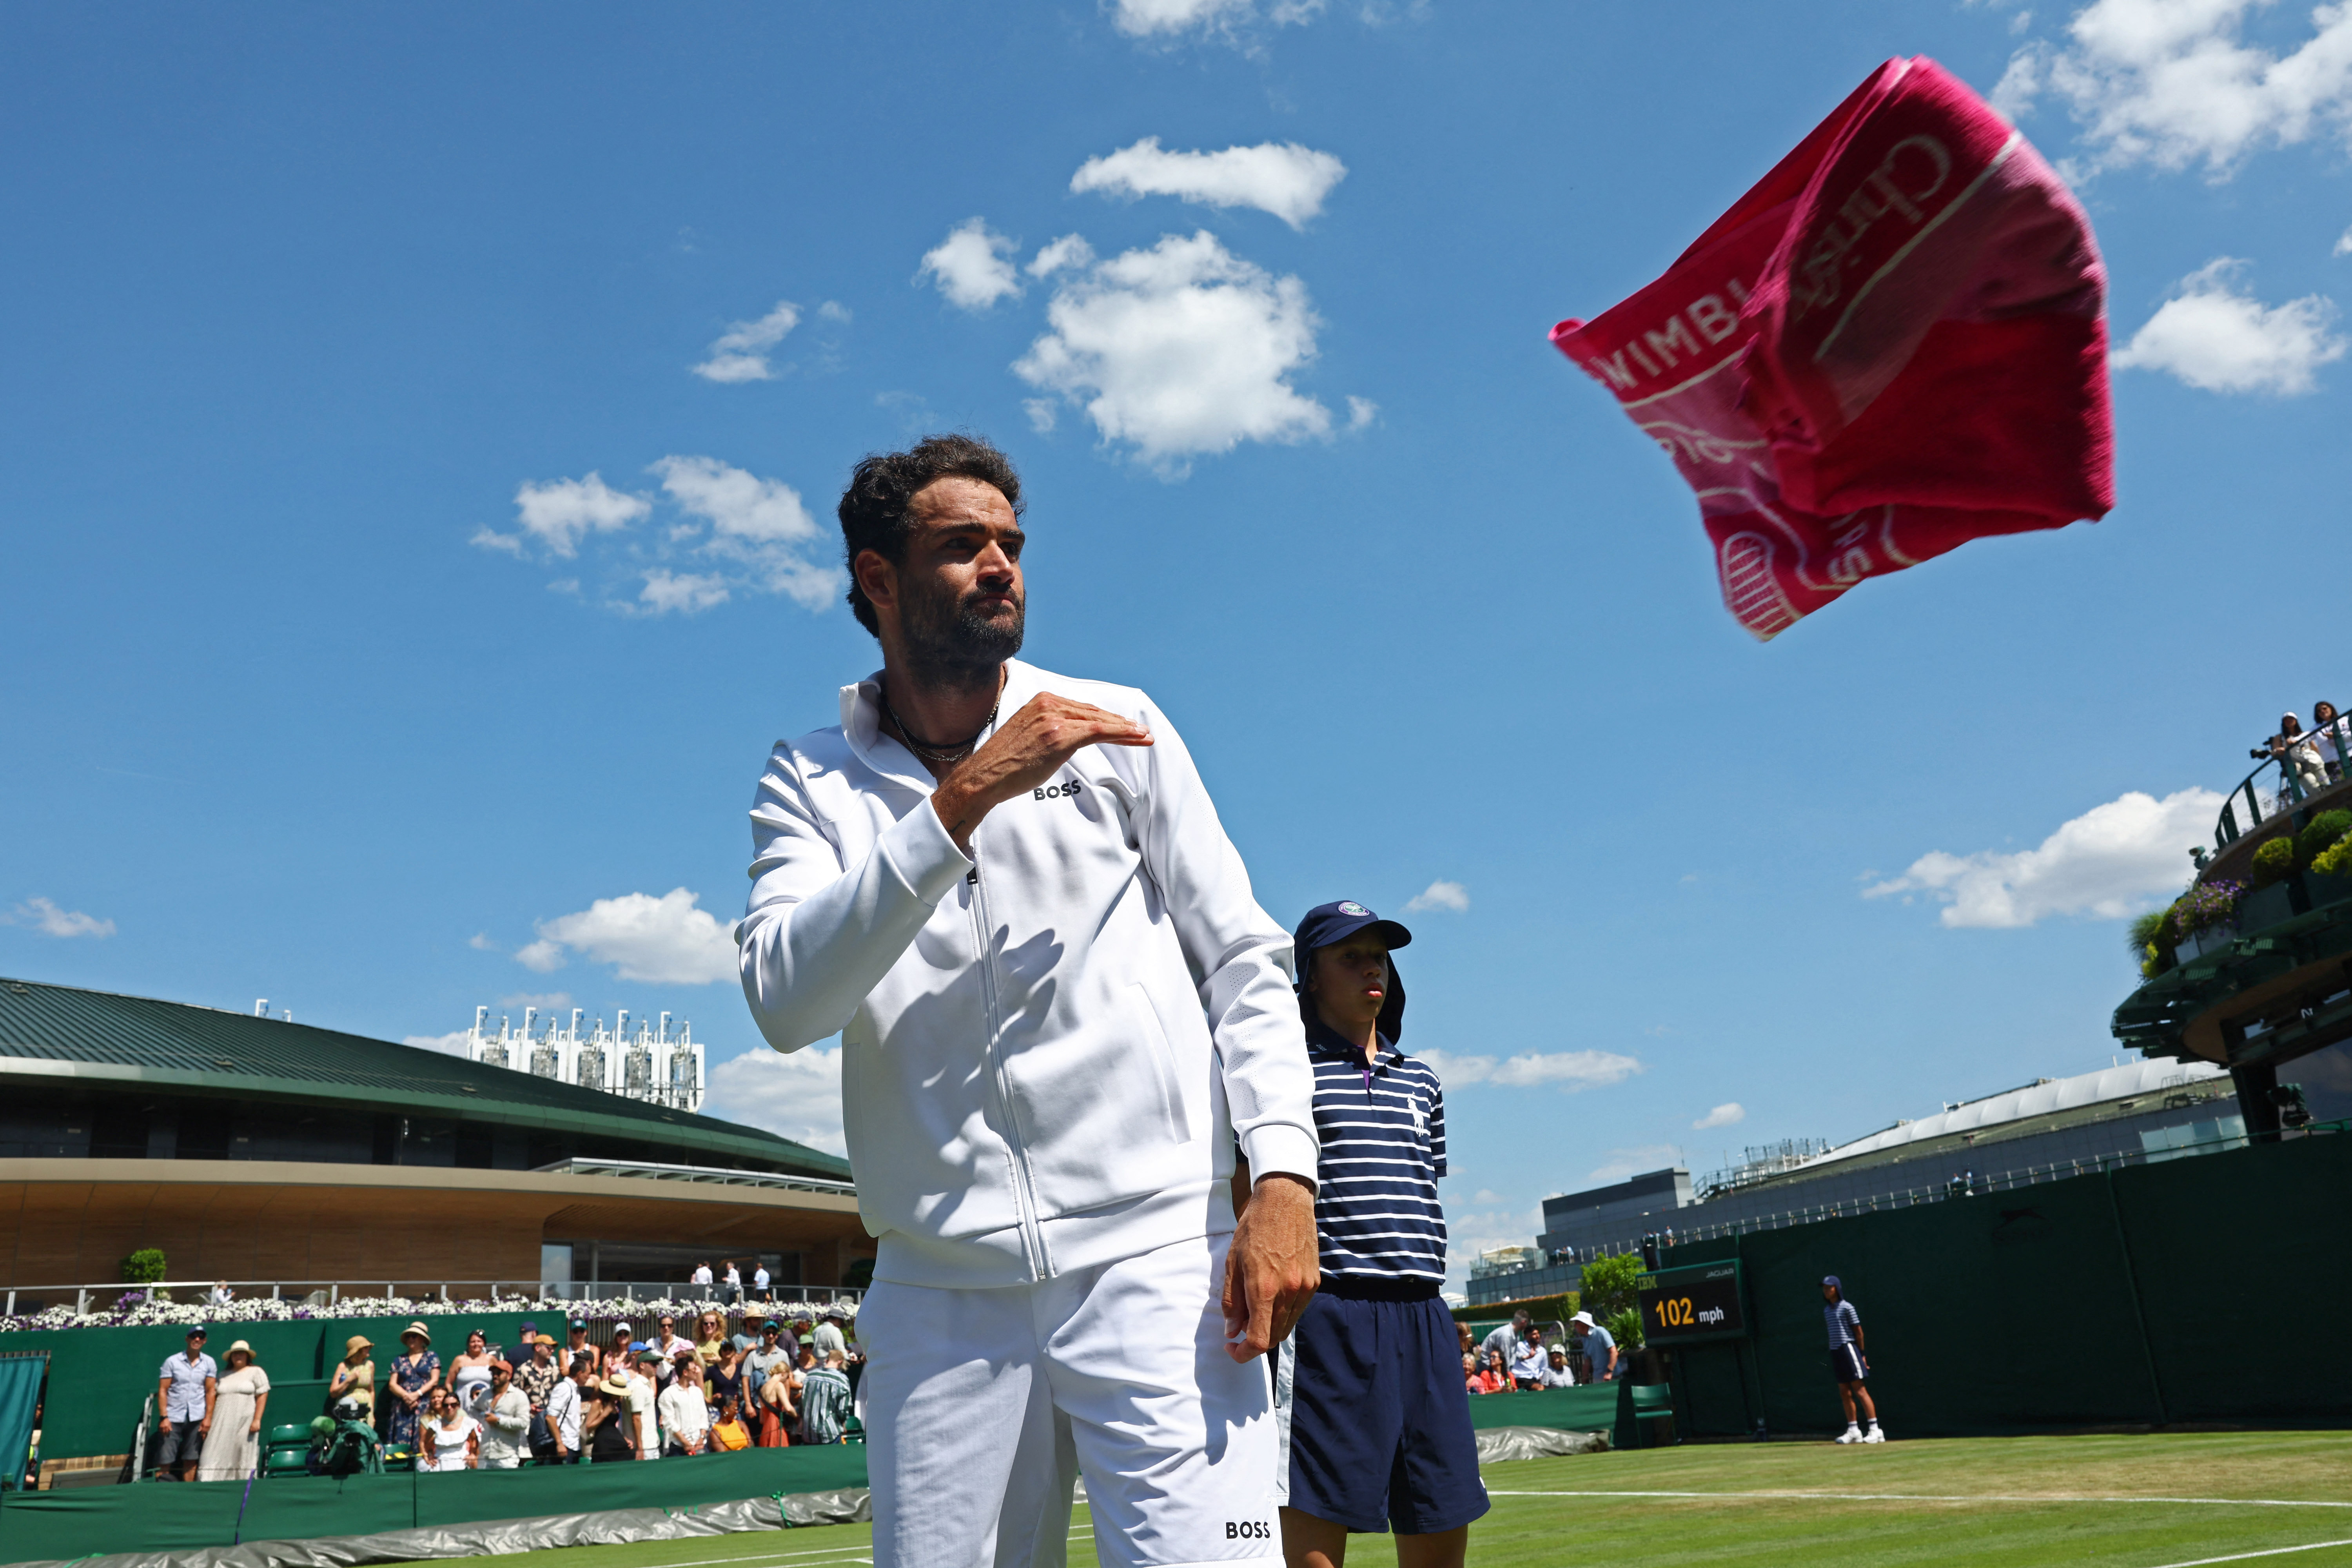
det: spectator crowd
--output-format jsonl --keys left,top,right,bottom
{"left": 153, "top": 1294, "right": 1625, "bottom": 1480}
{"left": 1458, "top": 1309, "right": 1619, "bottom": 1395}
{"left": 149, "top": 1298, "right": 864, "bottom": 1478}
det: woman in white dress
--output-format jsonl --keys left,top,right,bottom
{"left": 417, "top": 1389, "right": 480, "bottom": 1472}
{"left": 196, "top": 1341, "right": 270, "bottom": 1481}
{"left": 446, "top": 1328, "right": 496, "bottom": 1421}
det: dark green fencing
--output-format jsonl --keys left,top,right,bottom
{"left": 1463, "top": 1385, "right": 1619, "bottom": 1434}
{"left": 0, "top": 1444, "right": 867, "bottom": 1564}
{"left": 3, "top": 1312, "right": 558, "bottom": 1466}
{"left": 1665, "top": 1131, "right": 2352, "bottom": 1438}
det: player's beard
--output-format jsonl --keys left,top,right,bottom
{"left": 901, "top": 574, "right": 1024, "bottom": 694}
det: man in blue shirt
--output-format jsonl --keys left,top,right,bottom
{"left": 1823, "top": 1275, "right": 1885, "bottom": 1443}
{"left": 1274, "top": 900, "right": 1486, "bottom": 1568}
{"left": 1568, "top": 1312, "right": 1617, "bottom": 1383}
{"left": 154, "top": 1326, "right": 216, "bottom": 1481}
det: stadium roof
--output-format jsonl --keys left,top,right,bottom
{"left": 1804, "top": 1058, "right": 2230, "bottom": 1169}
{"left": 0, "top": 975, "right": 848, "bottom": 1180}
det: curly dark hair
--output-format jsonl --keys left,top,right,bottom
{"left": 838, "top": 434, "right": 1024, "bottom": 638}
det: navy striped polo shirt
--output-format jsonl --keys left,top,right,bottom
{"left": 1303, "top": 1015, "right": 1449, "bottom": 1285}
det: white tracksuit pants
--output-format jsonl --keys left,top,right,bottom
{"left": 858, "top": 1231, "right": 1280, "bottom": 1568}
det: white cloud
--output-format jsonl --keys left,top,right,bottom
{"left": 817, "top": 300, "right": 853, "bottom": 324}
{"left": 1420, "top": 1048, "right": 1643, "bottom": 1091}
{"left": 919, "top": 219, "right": 1023, "bottom": 310}
{"left": 2112, "top": 258, "right": 2346, "bottom": 393}
{"left": 1863, "top": 786, "right": 2223, "bottom": 928}
{"left": 1998, "top": 0, "right": 2352, "bottom": 175}
{"left": 1693, "top": 1102, "right": 1746, "bottom": 1131}
{"left": 481, "top": 457, "right": 840, "bottom": 617}
{"left": 468, "top": 932, "right": 497, "bottom": 952}
{"left": 523, "top": 888, "right": 736, "bottom": 985}
{"left": 705, "top": 1046, "right": 848, "bottom": 1156}
{"left": 1071, "top": 138, "right": 1348, "bottom": 229}
{"left": 637, "top": 569, "right": 731, "bottom": 615}
{"left": 650, "top": 456, "right": 841, "bottom": 610}
{"left": 1014, "top": 230, "right": 1332, "bottom": 472}
{"left": 1404, "top": 880, "right": 1469, "bottom": 913}
{"left": 1587, "top": 1145, "right": 1684, "bottom": 1183}
{"left": 1029, "top": 235, "right": 1096, "bottom": 278}
{"left": 2337, "top": 223, "right": 2352, "bottom": 256}
{"left": 2, "top": 897, "right": 115, "bottom": 938}
{"left": 477, "top": 474, "right": 650, "bottom": 559}
{"left": 691, "top": 300, "right": 800, "bottom": 383}
{"left": 403, "top": 1030, "right": 473, "bottom": 1057}
{"left": 1345, "top": 396, "right": 1379, "bottom": 431}
{"left": 1109, "top": 0, "right": 1256, "bottom": 35}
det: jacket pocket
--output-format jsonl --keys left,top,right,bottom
{"left": 1129, "top": 982, "right": 1193, "bottom": 1145}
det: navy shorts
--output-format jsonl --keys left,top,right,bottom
{"left": 1277, "top": 1282, "right": 1489, "bottom": 1536}
{"left": 1831, "top": 1343, "right": 1866, "bottom": 1383}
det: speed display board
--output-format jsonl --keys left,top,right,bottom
{"left": 1634, "top": 1260, "right": 1748, "bottom": 1343}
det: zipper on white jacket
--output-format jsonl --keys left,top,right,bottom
{"left": 968, "top": 847, "right": 1051, "bottom": 1280}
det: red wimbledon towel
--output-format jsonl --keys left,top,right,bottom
{"left": 1552, "top": 57, "right": 2113, "bottom": 641}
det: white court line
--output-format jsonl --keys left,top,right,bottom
{"left": 626, "top": 1545, "right": 875, "bottom": 1568}
{"left": 1485, "top": 1491, "right": 2352, "bottom": 1508}
{"left": 2146, "top": 1543, "right": 2352, "bottom": 1568}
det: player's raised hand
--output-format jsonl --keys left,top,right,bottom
{"left": 930, "top": 693, "right": 1151, "bottom": 851}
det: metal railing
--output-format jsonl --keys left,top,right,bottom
{"left": 530, "top": 1156, "right": 856, "bottom": 1196}
{"left": 2, "top": 1277, "right": 865, "bottom": 1317}
{"left": 2214, "top": 715, "right": 2352, "bottom": 852}
{"left": 1482, "top": 1119, "right": 2345, "bottom": 1279}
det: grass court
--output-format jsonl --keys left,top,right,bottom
{"left": 464, "top": 1430, "right": 2352, "bottom": 1568}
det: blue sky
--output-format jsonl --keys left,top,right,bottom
{"left": 5, "top": 1, "right": 2347, "bottom": 1284}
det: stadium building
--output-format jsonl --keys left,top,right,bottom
{"left": 1468, "top": 1057, "right": 2245, "bottom": 1306}
{"left": 0, "top": 976, "right": 867, "bottom": 1302}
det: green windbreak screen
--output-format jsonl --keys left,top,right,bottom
{"left": 1464, "top": 1386, "right": 1619, "bottom": 1433}
{"left": 1659, "top": 1132, "right": 2352, "bottom": 1439}
{"left": 0, "top": 1358, "right": 41, "bottom": 1493}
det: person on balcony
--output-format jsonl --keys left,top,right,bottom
{"left": 2314, "top": 701, "right": 2346, "bottom": 783}
{"left": 2255, "top": 714, "right": 2328, "bottom": 798}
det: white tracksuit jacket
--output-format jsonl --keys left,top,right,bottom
{"left": 737, "top": 659, "right": 1319, "bottom": 1290}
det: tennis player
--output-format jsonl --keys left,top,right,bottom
{"left": 1823, "top": 1276, "right": 1885, "bottom": 1444}
{"left": 1273, "top": 901, "right": 1486, "bottom": 1568}
{"left": 737, "top": 435, "right": 1321, "bottom": 1567}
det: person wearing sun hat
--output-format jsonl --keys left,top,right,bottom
{"left": 387, "top": 1321, "right": 440, "bottom": 1448}
{"left": 1272, "top": 899, "right": 1488, "bottom": 1566}
{"left": 328, "top": 1334, "right": 376, "bottom": 1419}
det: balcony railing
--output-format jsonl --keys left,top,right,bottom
{"left": 2214, "top": 716, "right": 2352, "bottom": 852}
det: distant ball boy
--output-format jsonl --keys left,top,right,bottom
{"left": 1273, "top": 901, "right": 1487, "bottom": 1568}
{"left": 1822, "top": 1275, "right": 1885, "bottom": 1444}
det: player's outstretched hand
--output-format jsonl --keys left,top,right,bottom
{"left": 1222, "top": 1172, "right": 1319, "bottom": 1363}
{"left": 930, "top": 694, "right": 1152, "bottom": 851}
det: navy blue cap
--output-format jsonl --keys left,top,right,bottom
{"left": 1822, "top": 1275, "right": 1841, "bottom": 1290}
{"left": 1293, "top": 901, "right": 1412, "bottom": 1044}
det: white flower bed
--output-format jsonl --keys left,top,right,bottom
{"left": 0, "top": 1292, "right": 857, "bottom": 1335}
